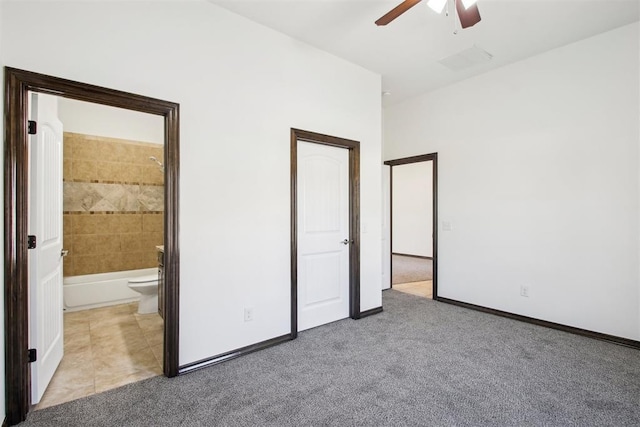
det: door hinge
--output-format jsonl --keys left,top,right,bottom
{"left": 28, "top": 348, "right": 37, "bottom": 363}
{"left": 27, "top": 235, "right": 36, "bottom": 249}
{"left": 27, "top": 120, "right": 37, "bottom": 135}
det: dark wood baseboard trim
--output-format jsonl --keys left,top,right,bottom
{"left": 435, "top": 297, "right": 640, "bottom": 350}
{"left": 359, "top": 306, "right": 383, "bottom": 318}
{"left": 392, "top": 253, "right": 433, "bottom": 260}
{"left": 178, "top": 334, "right": 293, "bottom": 375}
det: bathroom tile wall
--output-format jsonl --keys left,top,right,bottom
{"left": 63, "top": 133, "right": 164, "bottom": 277}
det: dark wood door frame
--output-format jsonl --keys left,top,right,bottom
{"left": 384, "top": 153, "right": 438, "bottom": 298}
{"left": 3, "top": 67, "right": 180, "bottom": 425}
{"left": 290, "top": 128, "right": 361, "bottom": 338}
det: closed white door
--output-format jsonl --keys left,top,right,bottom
{"left": 297, "top": 141, "right": 350, "bottom": 331}
{"left": 28, "top": 93, "right": 64, "bottom": 404}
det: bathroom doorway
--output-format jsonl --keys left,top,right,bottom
{"left": 31, "top": 94, "right": 167, "bottom": 408}
{"left": 4, "top": 67, "right": 180, "bottom": 425}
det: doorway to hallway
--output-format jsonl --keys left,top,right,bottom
{"left": 384, "top": 153, "right": 438, "bottom": 300}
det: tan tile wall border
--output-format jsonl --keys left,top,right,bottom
{"left": 63, "top": 132, "right": 164, "bottom": 276}
{"left": 64, "top": 182, "right": 163, "bottom": 212}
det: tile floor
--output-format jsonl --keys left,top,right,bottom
{"left": 393, "top": 280, "right": 433, "bottom": 299}
{"left": 35, "top": 302, "right": 164, "bottom": 410}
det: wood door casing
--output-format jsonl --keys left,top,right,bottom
{"left": 3, "top": 67, "right": 180, "bottom": 425}
{"left": 290, "top": 128, "right": 361, "bottom": 338}
{"left": 384, "top": 153, "right": 438, "bottom": 296}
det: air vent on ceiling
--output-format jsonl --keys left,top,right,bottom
{"left": 438, "top": 45, "right": 493, "bottom": 71}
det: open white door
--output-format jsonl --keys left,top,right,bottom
{"left": 297, "top": 141, "right": 350, "bottom": 331}
{"left": 28, "top": 93, "right": 64, "bottom": 404}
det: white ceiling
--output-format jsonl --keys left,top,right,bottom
{"left": 210, "top": 0, "right": 639, "bottom": 106}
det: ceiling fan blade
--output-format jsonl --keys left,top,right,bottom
{"left": 375, "top": 0, "right": 422, "bottom": 26}
{"left": 456, "top": 0, "right": 481, "bottom": 29}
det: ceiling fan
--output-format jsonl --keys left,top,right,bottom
{"left": 375, "top": 0, "right": 481, "bottom": 29}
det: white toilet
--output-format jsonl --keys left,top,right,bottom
{"left": 128, "top": 275, "right": 159, "bottom": 314}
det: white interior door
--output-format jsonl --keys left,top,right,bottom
{"left": 297, "top": 141, "right": 350, "bottom": 331}
{"left": 29, "top": 92, "right": 64, "bottom": 404}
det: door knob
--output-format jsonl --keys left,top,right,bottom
{"left": 61, "top": 249, "right": 69, "bottom": 257}
{"left": 341, "top": 239, "right": 350, "bottom": 245}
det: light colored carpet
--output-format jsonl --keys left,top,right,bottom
{"left": 392, "top": 254, "right": 433, "bottom": 284}
{"left": 24, "top": 290, "right": 640, "bottom": 426}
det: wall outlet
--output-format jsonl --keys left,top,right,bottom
{"left": 520, "top": 285, "right": 530, "bottom": 298}
{"left": 244, "top": 308, "right": 254, "bottom": 322}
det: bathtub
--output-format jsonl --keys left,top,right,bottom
{"left": 63, "top": 268, "right": 157, "bottom": 312}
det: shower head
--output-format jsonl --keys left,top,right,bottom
{"left": 149, "top": 156, "right": 164, "bottom": 171}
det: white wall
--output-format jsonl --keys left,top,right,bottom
{"left": 382, "top": 165, "right": 391, "bottom": 290}
{"left": 384, "top": 23, "right": 640, "bottom": 340}
{"left": 58, "top": 98, "right": 164, "bottom": 144}
{"left": 1, "top": 1, "right": 382, "bottom": 367}
{"left": 0, "top": 0, "right": 6, "bottom": 421}
{"left": 392, "top": 161, "right": 432, "bottom": 257}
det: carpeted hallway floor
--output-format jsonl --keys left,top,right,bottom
{"left": 392, "top": 254, "right": 432, "bottom": 285}
{"left": 24, "top": 290, "right": 640, "bottom": 426}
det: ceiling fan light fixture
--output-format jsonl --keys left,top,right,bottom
{"left": 461, "top": 0, "right": 478, "bottom": 10}
{"left": 427, "top": 0, "right": 447, "bottom": 14}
